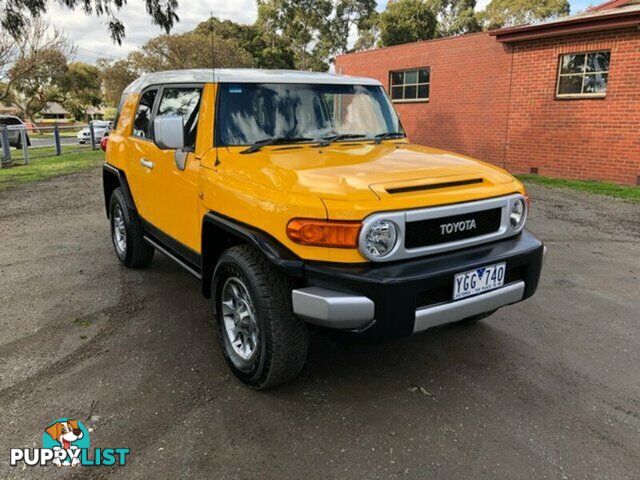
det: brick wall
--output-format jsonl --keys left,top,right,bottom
{"left": 336, "top": 33, "right": 514, "bottom": 167}
{"left": 336, "top": 29, "right": 640, "bottom": 185}
{"left": 505, "top": 28, "right": 640, "bottom": 185}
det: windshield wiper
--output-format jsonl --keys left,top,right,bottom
{"left": 316, "top": 133, "right": 367, "bottom": 147}
{"left": 373, "top": 132, "right": 405, "bottom": 144}
{"left": 241, "top": 137, "right": 312, "bottom": 154}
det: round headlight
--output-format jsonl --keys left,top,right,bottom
{"left": 510, "top": 198, "right": 526, "bottom": 230}
{"left": 363, "top": 220, "right": 398, "bottom": 258}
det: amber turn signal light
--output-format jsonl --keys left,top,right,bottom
{"left": 287, "top": 219, "right": 362, "bottom": 248}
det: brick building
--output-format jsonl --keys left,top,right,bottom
{"left": 336, "top": 0, "right": 640, "bottom": 185}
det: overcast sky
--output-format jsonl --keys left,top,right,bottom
{"left": 44, "top": 0, "right": 595, "bottom": 63}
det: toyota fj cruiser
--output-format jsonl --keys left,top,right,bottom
{"left": 103, "top": 69, "right": 545, "bottom": 389}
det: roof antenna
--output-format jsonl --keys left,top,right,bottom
{"left": 211, "top": 10, "right": 221, "bottom": 167}
{"left": 210, "top": 11, "right": 215, "bottom": 79}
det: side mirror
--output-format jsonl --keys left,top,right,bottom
{"left": 154, "top": 115, "right": 184, "bottom": 150}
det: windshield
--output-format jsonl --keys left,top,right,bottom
{"left": 217, "top": 83, "right": 403, "bottom": 146}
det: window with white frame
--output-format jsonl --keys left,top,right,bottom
{"left": 557, "top": 51, "right": 610, "bottom": 98}
{"left": 390, "top": 68, "right": 430, "bottom": 102}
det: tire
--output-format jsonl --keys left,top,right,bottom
{"left": 109, "top": 187, "right": 154, "bottom": 268}
{"left": 212, "top": 245, "right": 308, "bottom": 389}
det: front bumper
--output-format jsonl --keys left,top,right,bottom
{"left": 292, "top": 230, "right": 544, "bottom": 339}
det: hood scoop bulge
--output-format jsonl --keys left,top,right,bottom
{"left": 385, "top": 178, "right": 483, "bottom": 195}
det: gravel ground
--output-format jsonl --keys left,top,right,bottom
{"left": 0, "top": 167, "right": 638, "bottom": 479}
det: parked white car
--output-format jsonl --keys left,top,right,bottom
{"left": 77, "top": 121, "right": 112, "bottom": 144}
{"left": 0, "top": 115, "right": 31, "bottom": 149}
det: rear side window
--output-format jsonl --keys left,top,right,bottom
{"left": 157, "top": 87, "right": 202, "bottom": 150}
{"left": 132, "top": 89, "right": 158, "bottom": 139}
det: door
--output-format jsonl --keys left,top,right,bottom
{"left": 128, "top": 85, "right": 204, "bottom": 253}
{"left": 127, "top": 87, "right": 160, "bottom": 225}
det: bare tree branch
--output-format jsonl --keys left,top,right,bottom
{"left": 0, "top": 0, "right": 179, "bottom": 44}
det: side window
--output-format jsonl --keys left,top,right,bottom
{"left": 156, "top": 87, "right": 202, "bottom": 150}
{"left": 133, "top": 89, "right": 158, "bottom": 139}
{"left": 557, "top": 51, "right": 610, "bottom": 98}
{"left": 390, "top": 68, "right": 430, "bottom": 102}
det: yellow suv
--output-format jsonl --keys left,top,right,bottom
{"left": 103, "top": 69, "right": 544, "bottom": 388}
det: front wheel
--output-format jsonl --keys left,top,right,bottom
{"left": 212, "top": 245, "right": 308, "bottom": 389}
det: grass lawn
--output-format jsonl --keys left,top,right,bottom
{"left": 13, "top": 145, "right": 94, "bottom": 158}
{"left": 30, "top": 131, "right": 80, "bottom": 138}
{"left": 517, "top": 174, "right": 640, "bottom": 203}
{"left": 0, "top": 149, "right": 103, "bottom": 191}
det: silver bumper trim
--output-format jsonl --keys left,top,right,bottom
{"left": 413, "top": 281, "right": 525, "bottom": 333}
{"left": 292, "top": 287, "right": 375, "bottom": 329}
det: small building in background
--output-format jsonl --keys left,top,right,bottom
{"left": 40, "top": 102, "right": 72, "bottom": 123}
{"left": 336, "top": 0, "right": 640, "bottom": 185}
{"left": 85, "top": 106, "right": 106, "bottom": 121}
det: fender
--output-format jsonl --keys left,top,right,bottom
{"left": 201, "top": 212, "right": 304, "bottom": 297}
{"left": 103, "top": 164, "right": 136, "bottom": 217}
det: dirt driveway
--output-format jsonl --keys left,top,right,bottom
{"left": 1, "top": 166, "right": 639, "bottom": 479}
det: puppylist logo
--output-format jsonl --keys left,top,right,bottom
{"left": 10, "top": 418, "right": 130, "bottom": 468}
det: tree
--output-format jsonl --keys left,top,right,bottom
{"left": 327, "top": 0, "right": 378, "bottom": 55}
{"left": 353, "top": 11, "right": 379, "bottom": 51}
{"left": 96, "top": 58, "right": 140, "bottom": 106}
{"left": 103, "top": 106, "right": 117, "bottom": 121}
{"left": 481, "top": 0, "right": 570, "bottom": 29}
{"left": 97, "top": 30, "right": 255, "bottom": 106}
{"left": 378, "top": 0, "right": 437, "bottom": 47}
{"left": 59, "top": 62, "right": 103, "bottom": 121}
{"left": 0, "top": 19, "right": 74, "bottom": 104}
{"left": 1, "top": 0, "right": 179, "bottom": 44}
{"left": 194, "top": 17, "right": 295, "bottom": 69}
{"left": 11, "top": 48, "right": 69, "bottom": 121}
{"left": 257, "top": 0, "right": 334, "bottom": 71}
{"left": 0, "top": 19, "right": 75, "bottom": 121}
{"left": 129, "top": 32, "right": 254, "bottom": 72}
{"left": 427, "top": 0, "right": 481, "bottom": 37}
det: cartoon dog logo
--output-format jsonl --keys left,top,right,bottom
{"left": 44, "top": 419, "right": 86, "bottom": 467}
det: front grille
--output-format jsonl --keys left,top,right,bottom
{"left": 405, "top": 208, "right": 502, "bottom": 249}
{"left": 416, "top": 263, "right": 528, "bottom": 309}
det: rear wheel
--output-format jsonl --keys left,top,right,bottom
{"left": 109, "top": 188, "right": 154, "bottom": 268}
{"left": 212, "top": 245, "right": 308, "bottom": 389}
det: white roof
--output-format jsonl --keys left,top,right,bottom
{"left": 123, "top": 68, "right": 382, "bottom": 94}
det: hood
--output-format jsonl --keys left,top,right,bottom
{"left": 230, "top": 142, "right": 519, "bottom": 203}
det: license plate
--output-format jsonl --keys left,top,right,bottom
{"left": 453, "top": 263, "right": 506, "bottom": 300}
